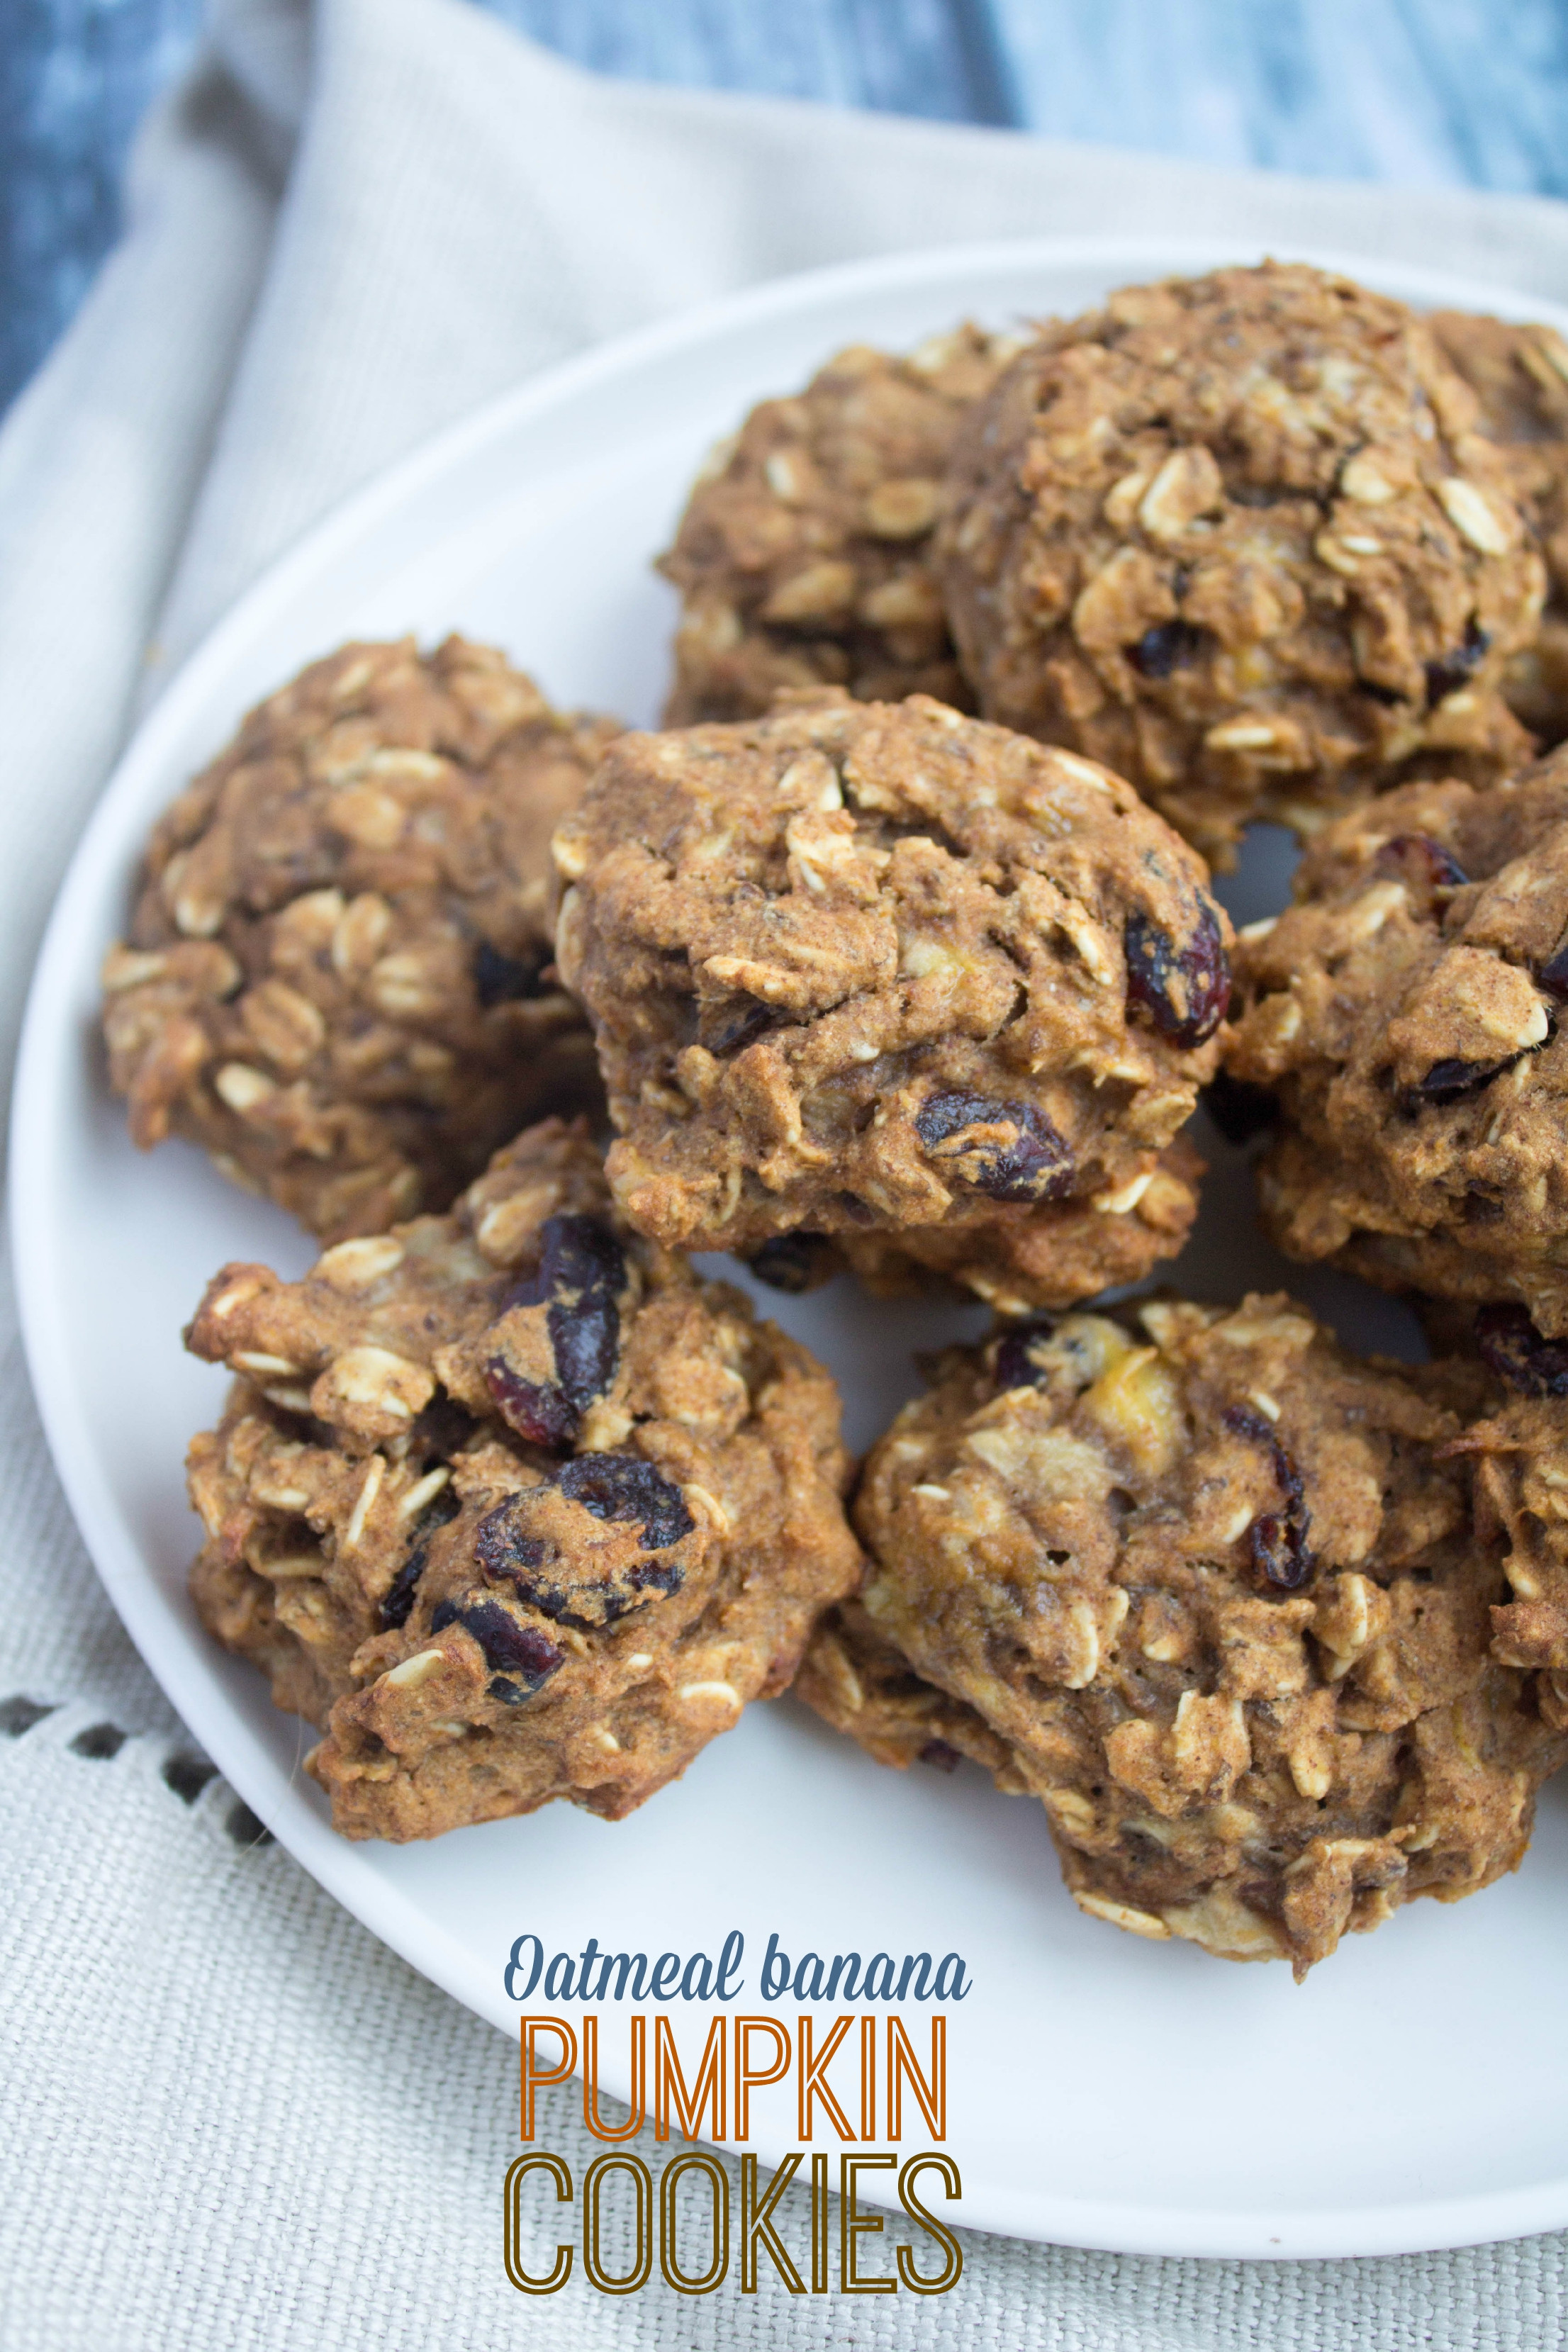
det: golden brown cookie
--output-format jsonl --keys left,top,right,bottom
{"left": 103, "top": 637, "right": 619, "bottom": 1242}
{"left": 1226, "top": 753, "right": 1568, "bottom": 1334}
{"left": 1429, "top": 308, "right": 1568, "bottom": 741}
{"left": 552, "top": 692, "right": 1228, "bottom": 1262}
{"left": 795, "top": 1598, "right": 1019, "bottom": 1781}
{"left": 1454, "top": 1313, "right": 1568, "bottom": 1686}
{"left": 748, "top": 1134, "right": 1203, "bottom": 1315}
{"left": 184, "top": 1119, "right": 862, "bottom": 1841}
{"left": 659, "top": 328, "right": 1020, "bottom": 724}
{"left": 937, "top": 263, "right": 1545, "bottom": 866}
{"left": 802, "top": 1295, "right": 1567, "bottom": 1975}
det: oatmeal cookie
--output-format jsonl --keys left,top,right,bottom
{"left": 1429, "top": 308, "right": 1568, "bottom": 741}
{"left": 749, "top": 1133, "right": 1203, "bottom": 1315}
{"left": 184, "top": 1118, "right": 861, "bottom": 1841}
{"left": 806, "top": 1294, "right": 1566, "bottom": 1973}
{"left": 1227, "top": 754, "right": 1568, "bottom": 1334}
{"left": 103, "top": 637, "right": 619, "bottom": 1243}
{"left": 659, "top": 327, "right": 1019, "bottom": 724}
{"left": 1455, "top": 1306, "right": 1568, "bottom": 1684}
{"left": 937, "top": 262, "right": 1545, "bottom": 866}
{"left": 552, "top": 692, "right": 1229, "bottom": 1260}
{"left": 794, "top": 1598, "right": 1018, "bottom": 1781}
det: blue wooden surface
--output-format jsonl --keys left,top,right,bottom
{"left": 6, "top": 0, "right": 1568, "bottom": 416}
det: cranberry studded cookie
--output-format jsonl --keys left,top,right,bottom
{"left": 802, "top": 1295, "right": 1567, "bottom": 1975}
{"left": 741, "top": 1136, "right": 1203, "bottom": 1314}
{"left": 551, "top": 692, "right": 1229, "bottom": 1301}
{"left": 1429, "top": 308, "right": 1568, "bottom": 743}
{"left": 936, "top": 262, "right": 1545, "bottom": 865}
{"left": 795, "top": 1134, "right": 1204, "bottom": 1316}
{"left": 660, "top": 327, "right": 1021, "bottom": 725}
{"left": 184, "top": 1119, "right": 862, "bottom": 1840}
{"left": 795, "top": 1598, "right": 1020, "bottom": 1783}
{"left": 1452, "top": 1312, "right": 1568, "bottom": 1692}
{"left": 1226, "top": 751, "right": 1568, "bottom": 1335}
{"left": 103, "top": 637, "right": 620, "bottom": 1242}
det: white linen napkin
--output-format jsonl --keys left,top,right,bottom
{"left": 5, "top": 2, "right": 1568, "bottom": 2341}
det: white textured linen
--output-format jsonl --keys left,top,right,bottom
{"left": 6, "top": 3, "right": 1568, "bottom": 2341}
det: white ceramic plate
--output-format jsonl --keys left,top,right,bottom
{"left": 16, "top": 237, "right": 1568, "bottom": 2263}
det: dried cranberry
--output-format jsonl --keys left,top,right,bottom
{"left": 1222, "top": 1404, "right": 1314, "bottom": 1591}
{"left": 473, "top": 939, "right": 547, "bottom": 1007}
{"left": 1425, "top": 619, "right": 1489, "bottom": 707}
{"left": 475, "top": 1493, "right": 593, "bottom": 1623}
{"left": 1475, "top": 1303, "right": 1568, "bottom": 1397}
{"left": 919, "top": 1739, "right": 961, "bottom": 1773}
{"left": 379, "top": 1556, "right": 424, "bottom": 1631}
{"left": 1124, "top": 903, "right": 1230, "bottom": 1048}
{"left": 474, "top": 1495, "right": 549, "bottom": 1585}
{"left": 555, "top": 1554, "right": 684, "bottom": 1626}
{"left": 1223, "top": 1403, "right": 1277, "bottom": 1453}
{"left": 1245, "top": 1512, "right": 1312, "bottom": 1591}
{"left": 485, "top": 1214, "right": 625, "bottom": 1449}
{"left": 700, "top": 996, "right": 776, "bottom": 1054}
{"left": 483, "top": 1356, "right": 578, "bottom": 1448}
{"left": 430, "top": 1594, "right": 564, "bottom": 1693}
{"left": 833, "top": 1190, "right": 876, "bottom": 1226}
{"left": 1408, "top": 1056, "right": 1508, "bottom": 1105}
{"left": 473, "top": 1465, "right": 693, "bottom": 1627}
{"left": 914, "top": 1090, "right": 1074, "bottom": 1203}
{"left": 558, "top": 1453, "right": 695, "bottom": 1549}
{"left": 379, "top": 1482, "right": 463, "bottom": 1629}
{"left": 746, "top": 1231, "right": 839, "bottom": 1294}
{"left": 1128, "top": 620, "right": 1207, "bottom": 679}
{"left": 1537, "top": 941, "right": 1568, "bottom": 1002}
{"left": 409, "top": 1394, "right": 478, "bottom": 1465}
{"left": 1202, "top": 1070, "right": 1278, "bottom": 1144}
{"left": 992, "top": 1319, "right": 1055, "bottom": 1393}
{"left": 1375, "top": 834, "right": 1469, "bottom": 895}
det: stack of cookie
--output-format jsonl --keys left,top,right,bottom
{"left": 106, "top": 260, "right": 1568, "bottom": 1976}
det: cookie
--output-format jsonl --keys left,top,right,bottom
{"left": 1226, "top": 754, "right": 1568, "bottom": 1335}
{"left": 659, "top": 328, "right": 1019, "bottom": 725}
{"left": 1459, "top": 1313, "right": 1568, "bottom": 1684}
{"left": 551, "top": 692, "right": 1229, "bottom": 1261}
{"left": 1428, "top": 308, "right": 1568, "bottom": 741}
{"left": 805, "top": 1295, "right": 1566, "bottom": 1974}
{"left": 936, "top": 262, "right": 1545, "bottom": 866}
{"left": 749, "top": 1134, "right": 1203, "bottom": 1315}
{"left": 794, "top": 1598, "right": 1019, "bottom": 1781}
{"left": 103, "top": 638, "right": 619, "bottom": 1243}
{"left": 184, "top": 1118, "right": 862, "bottom": 1841}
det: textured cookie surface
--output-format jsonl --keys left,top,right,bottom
{"left": 938, "top": 263, "right": 1544, "bottom": 864}
{"left": 1462, "top": 1314, "right": 1568, "bottom": 1684}
{"left": 1429, "top": 308, "right": 1568, "bottom": 743}
{"left": 554, "top": 692, "right": 1228, "bottom": 1259}
{"left": 795, "top": 1598, "right": 1020, "bottom": 1782}
{"left": 659, "top": 329, "right": 1019, "bottom": 724}
{"left": 817, "top": 1294, "right": 1564, "bottom": 1974}
{"left": 184, "top": 1119, "right": 861, "bottom": 1840}
{"left": 783, "top": 1134, "right": 1204, "bottom": 1315}
{"left": 1227, "top": 752, "right": 1568, "bottom": 1334}
{"left": 103, "top": 638, "right": 618, "bottom": 1241}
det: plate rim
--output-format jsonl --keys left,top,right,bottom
{"left": 16, "top": 232, "right": 1568, "bottom": 2263}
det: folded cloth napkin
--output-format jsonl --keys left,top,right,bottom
{"left": 6, "top": 3, "right": 1568, "bottom": 2343}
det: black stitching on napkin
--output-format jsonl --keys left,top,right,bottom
{"left": 225, "top": 1798, "right": 274, "bottom": 1848}
{"left": 1, "top": 1698, "right": 275, "bottom": 1847}
{"left": 69, "top": 1721, "right": 128, "bottom": 1759}
{"left": 0, "top": 1695, "right": 58, "bottom": 1736}
{"left": 163, "top": 1752, "right": 219, "bottom": 1805}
